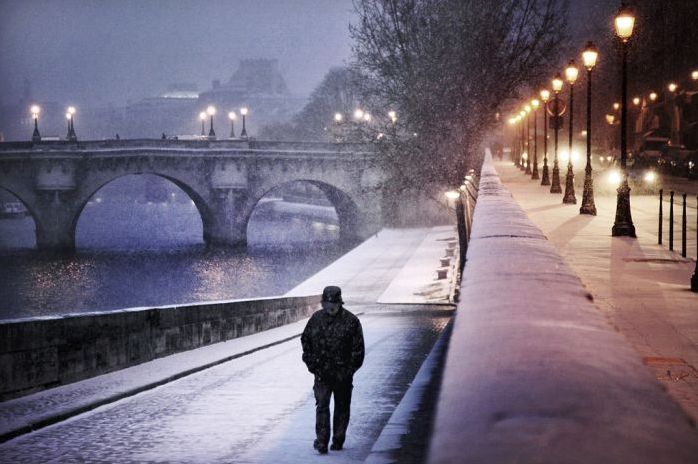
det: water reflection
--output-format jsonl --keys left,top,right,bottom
{"left": 0, "top": 176, "right": 348, "bottom": 321}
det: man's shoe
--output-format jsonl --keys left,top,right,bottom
{"left": 330, "top": 442, "right": 343, "bottom": 451}
{"left": 314, "top": 440, "right": 328, "bottom": 454}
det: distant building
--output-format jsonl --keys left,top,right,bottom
{"left": 197, "top": 59, "right": 306, "bottom": 136}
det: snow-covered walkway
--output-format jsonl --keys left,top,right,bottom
{"left": 1, "top": 225, "right": 457, "bottom": 462}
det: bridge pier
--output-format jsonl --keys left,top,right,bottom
{"left": 34, "top": 195, "right": 78, "bottom": 251}
{"left": 202, "top": 189, "right": 249, "bottom": 248}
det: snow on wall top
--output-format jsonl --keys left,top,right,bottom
{"left": 428, "top": 153, "right": 698, "bottom": 464}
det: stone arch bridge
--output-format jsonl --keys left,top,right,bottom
{"left": 0, "top": 139, "right": 384, "bottom": 251}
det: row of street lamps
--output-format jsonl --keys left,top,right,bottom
{"left": 509, "top": 3, "right": 638, "bottom": 237}
{"left": 198, "top": 106, "right": 249, "bottom": 140}
{"left": 29, "top": 105, "right": 79, "bottom": 142}
{"left": 26, "top": 104, "right": 251, "bottom": 142}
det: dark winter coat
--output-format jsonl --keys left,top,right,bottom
{"left": 301, "top": 306, "right": 365, "bottom": 382}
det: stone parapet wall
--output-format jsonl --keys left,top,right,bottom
{"left": 0, "top": 295, "right": 319, "bottom": 401}
{"left": 428, "top": 153, "right": 698, "bottom": 463}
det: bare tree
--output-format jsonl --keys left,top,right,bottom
{"left": 350, "top": 0, "right": 568, "bottom": 192}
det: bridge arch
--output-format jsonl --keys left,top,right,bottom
{"left": 243, "top": 179, "right": 362, "bottom": 246}
{"left": 0, "top": 185, "right": 39, "bottom": 249}
{"left": 72, "top": 173, "right": 213, "bottom": 249}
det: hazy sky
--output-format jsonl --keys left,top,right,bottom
{"left": 0, "top": 0, "right": 356, "bottom": 107}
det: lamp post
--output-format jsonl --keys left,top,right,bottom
{"left": 580, "top": 41, "right": 598, "bottom": 215}
{"left": 531, "top": 99, "right": 540, "bottom": 179}
{"left": 66, "top": 106, "right": 77, "bottom": 141}
{"left": 524, "top": 104, "right": 532, "bottom": 174}
{"left": 519, "top": 110, "right": 526, "bottom": 170}
{"left": 207, "top": 105, "right": 216, "bottom": 139}
{"left": 240, "top": 107, "right": 249, "bottom": 138}
{"left": 563, "top": 60, "right": 579, "bottom": 204}
{"left": 30, "top": 105, "right": 41, "bottom": 142}
{"left": 228, "top": 111, "right": 237, "bottom": 138}
{"left": 612, "top": 3, "right": 637, "bottom": 237}
{"left": 551, "top": 74, "right": 564, "bottom": 193}
{"left": 199, "top": 112, "right": 206, "bottom": 136}
{"left": 540, "top": 89, "right": 551, "bottom": 185}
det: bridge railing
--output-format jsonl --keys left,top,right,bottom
{"left": 0, "top": 138, "right": 375, "bottom": 154}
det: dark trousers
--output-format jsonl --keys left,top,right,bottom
{"left": 313, "top": 376, "right": 353, "bottom": 447}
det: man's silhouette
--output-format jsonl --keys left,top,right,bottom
{"left": 301, "top": 286, "right": 365, "bottom": 454}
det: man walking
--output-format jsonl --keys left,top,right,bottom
{"left": 301, "top": 286, "right": 365, "bottom": 455}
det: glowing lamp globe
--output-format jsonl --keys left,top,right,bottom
{"left": 565, "top": 60, "right": 579, "bottom": 84}
{"left": 614, "top": 4, "right": 635, "bottom": 41}
{"left": 582, "top": 41, "right": 598, "bottom": 70}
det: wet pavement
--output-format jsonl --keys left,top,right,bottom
{"left": 0, "top": 309, "right": 450, "bottom": 464}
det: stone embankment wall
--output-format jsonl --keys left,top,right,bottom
{"left": 428, "top": 154, "right": 698, "bottom": 463}
{"left": 0, "top": 295, "right": 319, "bottom": 400}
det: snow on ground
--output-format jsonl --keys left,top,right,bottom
{"left": 497, "top": 159, "right": 698, "bottom": 421}
{"left": 377, "top": 226, "right": 457, "bottom": 304}
{"left": 429, "top": 152, "right": 698, "bottom": 464}
{"left": 286, "top": 227, "right": 455, "bottom": 305}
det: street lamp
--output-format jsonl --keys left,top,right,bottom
{"left": 66, "top": 106, "right": 77, "bottom": 141}
{"left": 692, "top": 70, "right": 698, "bottom": 81}
{"left": 668, "top": 82, "right": 678, "bottom": 93}
{"left": 613, "top": 102, "right": 621, "bottom": 111}
{"left": 199, "top": 112, "right": 206, "bottom": 136}
{"left": 612, "top": 2, "right": 636, "bottom": 237}
{"left": 649, "top": 92, "right": 658, "bottom": 102}
{"left": 531, "top": 98, "right": 540, "bottom": 179}
{"left": 353, "top": 108, "right": 364, "bottom": 120}
{"left": 240, "top": 107, "right": 249, "bottom": 138}
{"left": 519, "top": 110, "right": 526, "bottom": 169}
{"left": 228, "top": 111, "right": 237, "bottom": 138}
{"left": 551, "top": 74, "right": 564, "bottom": 193}
{"left": 540, "top": 89, "right": 551, "bottom": 185}
{"left": 632, "top": 97, "right": 641, "bottom": 106}
{"left": 30, "top": 105, "right": 41, "bottom": 142}
{"left": 524, "top": 104, "right": 532, "bottom": 174}
{"left": 207, "top": 105, "right": 216, "bottom": 139}
{"left": 334, "top": 112, "right": 343, "bottom": 123}
{"left": 363, "top": 112, "right": 372, "bottom": 122}
{"left": 563, "top": 60, "right": 579, "bottom": 204}
{"left": 580, "top": 41, "right": 598, "bottom": 215}
{"left": 388, "top": 110, "right": 397, "bottom": 123}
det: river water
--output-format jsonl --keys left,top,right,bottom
{"left": 0, "top": 178, "right": 351, "bottom": 321}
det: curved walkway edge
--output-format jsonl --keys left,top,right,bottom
{"left": 427, "top": 152, "right": 698, "bottom": 464}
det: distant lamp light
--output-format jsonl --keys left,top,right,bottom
{"left": 334, "top": 112, "right": 343, "bottom": 122}
{"left": 30, "top": 105, "right": 40, "bottom": 118}
{"left": 668, "top": 82, "right": 678, "bottom": 93}
{"left": 363, "top": 112, "right": 371, "bottom": 122}
{"left": 540, "top": 89, "right": 550, "bottom": 102}
{"left": 613, "top": 102, "right": 620, "bottom": 110}
{"left": 228, "top": 111, "right": 237, "bottom": 138}
{"left": 649, "top": 92, "right": 658, "bottom": 102}
{"left": 582, "top": 41, "right": 599, "bottom": 70}
{"left": 388, "top": 110, "right": 397, "bottom": 123}
{"left": 531, "top": 99, "right": 540, "bottom": 109}
{"left": 524, "top": 105, "right": 531, "bottom": 113}
{"left": 240, "top": 107, "right": 249, "bottom": 138}
{"left": 228, "top": 111, "right": 237, "bottom": 120}
{"left": 206, "top": 105, "right": 216, "bottom": 116}
{"left": 632, "top": 97, "right": 640, "bottom": 106}
{"left": 353, "top": 109, "right": 364, "bottom": 120}
{"left": 199, "top": 111, "right": 207, "bottom": 121}
{"left": 692, "top": 70, "right": 698, "bottom": 81}
{"left": 552, "top": 74, "right": 564, "bottom": 93}
{"left": 565, "top": 60, "right": 579, "bottom": 84}
{"left": 581, "top": 130, "right": 588, "bottom": 136}
{"left": 67, "top": 106, "right": 76, "bottom": 115}
{"left": 614, "top": 3, "right": 636, "bottom": 42}
{"left": 606, "top": 114, "right": 616, "bottom": 125}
